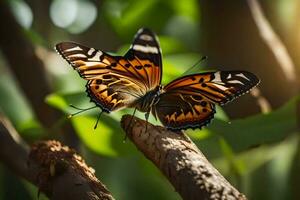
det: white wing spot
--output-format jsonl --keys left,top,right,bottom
{"left": 87, "top": 48, "right": 95, "bottom": 56}
{"left": 213, "top": 72, "right": 223, "bottom": 83}
{"left": 68, "top": 54, "right": 87, "bottom": 58}
{"left": 235, "top": 73, "right": 250, "bottom": 80}
{"left": 88, "top": 51, "right": 103, "bottom": 61}
{"left": 227, "top": 73, "right": 232, "bottom": 79}
{"left": 137, "top": 28, "right": 143, "bottom": 34}
{"left": 85, "top": 61, "right": 106, "bottom": 67}
{"left": 139, "top": 34, "right": 153, "bottom": 41}
{"left": 227, "top": 80, "right": 243, "bottom": 84}
{"left": 213, "top": 83, "right": 229, "bottom": 90}
{"left": 64, "top": 46, "right": 83, "bottom": 52}
{"left": 133, "top": 44, "right": 158, "bottom": 53}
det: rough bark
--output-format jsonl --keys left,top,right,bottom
{"left": 0, "top": 115, "right": 114, "bottom": 200}
{"left": 121, "top": 115, "right": 246, "bottom": 200}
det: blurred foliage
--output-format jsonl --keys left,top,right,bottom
{"left": 0, "top": 0, "right": 299, "bottom": 199}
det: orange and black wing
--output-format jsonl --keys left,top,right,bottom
{"left": 154, "top": 71, "right": 259, "bottom": 130}
{"left": 153, "top": 92, "right": 216, "bottom": 130}
{"left": 55, "top": 28, "right": 162, "bottom": 112}
{"left": 55, "top": 42, "right": 148, "bottom": 112}
{"left": 124, "top": 28, "right": 162, "bottom": 90}
{"left": 86, "top": 74, "right": 147, "bottom": 112}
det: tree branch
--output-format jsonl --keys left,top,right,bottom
{"left": 121, "top": 115, "right": 246, "bottom": 200}
{"left": 0, "top": 114, "right": 114, "bottom": 200}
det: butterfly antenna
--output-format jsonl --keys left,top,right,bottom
{"left": 94, "top": 111, "right": 103, "bottom": 129}
{"left": 124, "top": 107, "right": 138, "bottom": 142}
{"left": 67, "top": 104, "right": 97, "bottom": 119}
{"left": 182, "top": 56, "right": 208, "bottom": 76}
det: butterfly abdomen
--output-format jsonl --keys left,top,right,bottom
{"left": 134, "top": 86, "right": 161, "bottom": 113}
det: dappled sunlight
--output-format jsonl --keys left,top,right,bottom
{"left": 50, "top": 0, "right": 97, "bottom": 34}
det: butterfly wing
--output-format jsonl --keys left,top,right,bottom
{"left": 55, "top": 28, "right": 162, "bottom": 112}
{"left": 124, "top": 28, "right": 162, "bottom": 90}
{"left": 154, "top": 71, "right": 259, "bottom": 130}
{"left": 154, "top": 92, "right": 216, "bottom": 130}
{"left": 56, "top": 29, "right": 161, "bottom": 112}
{"left": 56, "top": 42, "right": 148, "bottom": 112}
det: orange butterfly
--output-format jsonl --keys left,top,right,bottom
{"left": 55, "top": 28, "right": 259, "bottom": 131}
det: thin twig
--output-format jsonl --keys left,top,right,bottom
{"left": 247, "top": 0, "right": 297, "bottom": 82}
{"left": 121, "top": 115, "right": 247, "bottom": 200}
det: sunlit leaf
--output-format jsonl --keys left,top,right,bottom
{"left": 18, "top": 119, "right": 45, "bottom": 140}
{"left": 72, "top": 114, "right": 136, "bottom": 156}
{"left": 72, "top": 116, "right": 119, "bottom": 156}
{"left": 158, "top": 36, "right": 187, "bottom": 54}
{"left": 46, "top": 92, "right": 137, "bottom": 156}
{"left": 46, "top": 92, "right": 93, "bottom": 114}
{"left": 165, "top": 0, "right": 199, "bottom": 21}
{"left": 103, "top": 0, "right": 173, "bottom": 40}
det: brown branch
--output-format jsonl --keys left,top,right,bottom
{"left": 121, "top": 115, "right": 246, "bottom": 200}
{"left": 0, "top": 115, "right": 30, "bottom": 181}
{"left": 0, "top": 114, "right": 114, "bottom": 200}
{"left": 247, "top": 0, "right": 297, "bottom": 82}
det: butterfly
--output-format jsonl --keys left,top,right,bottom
{"left": 55, "top": 28, "right": 259, "bottom": 131}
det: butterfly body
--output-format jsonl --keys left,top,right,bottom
{"left": 56, "top": 28, "right": 259, "bottom": 131}
{"left": 133, "top": 85, "right": 161, "bottom": 113}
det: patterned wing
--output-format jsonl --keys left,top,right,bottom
{"left": 124, "top": 28, "right": 162, "bottom": 90}
{"left": 153, "top": 93, "right": 216, "bottom": 130}
{"left": 55, "top": 41, "right": 147, "bottom": 89}
{"left": 154, "top": 71, "right": 259, "bottom": 130}
{"left": 55, "top": 28, "right": 162, "bottom": 112}
{"left": 86, "top": 74, "right": 143, "bottom": 112}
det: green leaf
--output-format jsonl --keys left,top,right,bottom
{"left": 209, "top": 95, "right": 300, "bottom": 152}
{"left": 72, "top": 114, "right": 136, "bottom": 156}
{"left": 165, "top": 0, "right": 199, "bottom": 21}
{"left": 72, "top": 116, "right": 116, "bottom": 156}
{"left": 159, "top": 36, "right": 187, "bottom": 54}
{"left": 162, "top": 53, "right": 203, "bottom": 84}
{"left": 103, "top": 0, "right": 159, "bottom": 39}
{"left": 219, "top": 138, "right": 245, "bottom": 173}
{"left": 46, "top": 92, "right": 136, "bottom": 156}
{"left": 0, "top": 69, "right": 37, "bottom": 129}
{"left": 244, "top": 136, "right": 297, "bottom": 200}
{"left": 46, "top": 92, "right": 93, "bottom": 114}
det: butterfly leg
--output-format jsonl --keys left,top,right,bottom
{"left": 94, "top": 110, "right": 103, "bottom": 129}
{"left": 68, "top": 104, "right": 97, "bottom": 118}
